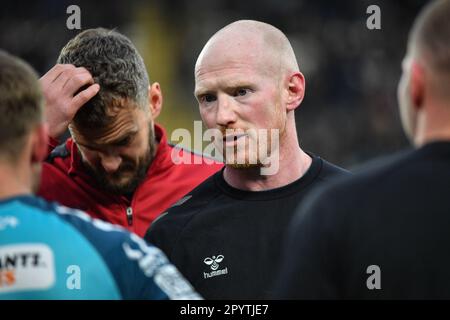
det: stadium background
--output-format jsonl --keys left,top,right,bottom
{"left": 0, "top": 0, "right": 428, "bottom": 168}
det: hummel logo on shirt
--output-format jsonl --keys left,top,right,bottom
{"left": 204, "top": 255, "right": 224, "bottom": 270}
{"left": 203, "top": 255, "right": 228, "bottom": 279}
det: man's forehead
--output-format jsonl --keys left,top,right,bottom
{"left": 196, "top": 71, "right": 248, "bottom": 90}
{"left": 194, "top": 58, "right": 274, "bottom": 93}
{"left": 196, "top": 60, "right": 254, "bottom": 78}
{"left": 72, "top": 107, "right": 144, "bottom": 145}
{"left": 195, "top": 40, "right": 278, "bottom": 84}
{"left": 197, "top": 42, "right": 260, "bottom": 72}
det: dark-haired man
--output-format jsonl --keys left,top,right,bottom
{"left": 0, "top": 49, "right": 200, "bottom": 299}
{"left": 38, "top": 28, "right": 222, "bottom": 237}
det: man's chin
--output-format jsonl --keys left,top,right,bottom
{"left": 102, "top": 180, "right": 137, "bottom": 195}
{"left": 100, "top": 174, "right": 137, "bottom": 194}
{"left": 226, "top": 162, "right": 262, "bottom": 170}
{"left": 83, "top": 157, "right": 152, "bottom": 195}
{"left": 223, "top": 152, "right": 263, "bottom": 169}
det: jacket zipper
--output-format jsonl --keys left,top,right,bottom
{"left": 126, "top": 207, "right": 133, "bottom": 226}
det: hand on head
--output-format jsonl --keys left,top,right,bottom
{"left": 39, "top": 64, "right": 100, "bottom": 139}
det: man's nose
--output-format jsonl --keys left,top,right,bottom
{"left": 99, "top": 154, "right": 122, "bottom": 174}
{"left": 216, "top": 96, "right": 237, "bottom": 127}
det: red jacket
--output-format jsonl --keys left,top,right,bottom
{"left": 38, "top": 124, "right": 223, "bottom": 237}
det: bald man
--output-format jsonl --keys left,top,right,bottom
{"left": 145, "top": 20, "right": 349, "bottom": 299}
{"left": 274, "top": 0, "right": 450, "bottom": 299}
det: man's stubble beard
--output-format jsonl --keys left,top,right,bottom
{"left": 81, "top": 125, "right": 156, "bottom": 195}
{"left": 223, "top": 109, "right": 285, "bottom": 170}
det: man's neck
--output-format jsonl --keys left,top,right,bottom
{"left": 417, "top": 128, "right": 450, "bottom": 147}
{"left": 223, "top": 145, "right": 312, "bottom": 192}
{"left": 414, "top": 103, "right": 450, "bottom": 147}
{"left": 0, "top": 164, "right": 31, "bottom": 200}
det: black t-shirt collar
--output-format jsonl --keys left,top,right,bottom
{"left": 214, "top": 154, "right": 323, "bottom": 200}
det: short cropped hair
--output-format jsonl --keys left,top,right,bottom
{"left": 410, "top": 0, "right": 450, "bottom": 74}
{"left": 57, "top": 28, "right": 150, "bottom": 130}
{"left": 0, "top": 50, "right": 43, "bottom": 160}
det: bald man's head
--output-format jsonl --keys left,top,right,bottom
{"left": 407, "top": 0, "right": 450, "bottom": 98}
{"left": 195, "top": 20, "right": 299, "bottom": 80}
{"left": 398, "top": 0, "right": 450, "bottom": 145}
{"left": 409, "top": 0, "right": 450, "bottom": 71}
{"left": 194, "top": 20, "right": 306, "bottom": 170}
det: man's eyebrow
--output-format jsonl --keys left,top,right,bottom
{"left": 194, "top": 82, "right": 254, "bottom": 97}
{"left": 226, "top": 81, "right": 253, "bottom": 88}
{"left": 194, "top": 87, "right": 212, "bottom": 98}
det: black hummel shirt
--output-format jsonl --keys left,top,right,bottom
{"left": 274, "top": 141, "right": 450, "bottom": 299}
{"left": 145, "top": 154, "right": 349, "bottom": 299}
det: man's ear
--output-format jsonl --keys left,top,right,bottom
{"left": 148, "top": 83, "right": 163, "bottom": 120}
{"left": 410, "top": 61, "right": 425, "bottom": 110}
{"left": 30, "top": 123, "right": 49, "bottom": 164}
{"left": 285, "top": 72, "right": 305, "bottom": 111}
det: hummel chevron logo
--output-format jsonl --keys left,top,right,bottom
{"left": 204, "top": 255, "right": 224, "bottom": 271}
{"left": 203, "top": 255, "right": 228, "bottom": 279}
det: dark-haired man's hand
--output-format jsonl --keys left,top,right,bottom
{"left": 40, "top": 64, "right": 100, "bottom": 139}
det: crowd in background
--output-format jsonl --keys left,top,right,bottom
{"left": 0, "top": 0, "right": 428, "bottom": 167}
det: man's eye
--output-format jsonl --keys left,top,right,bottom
{"left": 114, "top": 137, "right": 131, "bottom": 146}
{"left": 235, "top": 88, "right": 249, "bottom": 97}
{"left": 201, "top": 94, "right": 216, "bottom": 103}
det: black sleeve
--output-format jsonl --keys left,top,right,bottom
{"left": 272, "top": 187, "right": 343, "bottom": 299}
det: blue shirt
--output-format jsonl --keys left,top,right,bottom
{"left": 0, "top": 195, "right": 200, "bottom": 300}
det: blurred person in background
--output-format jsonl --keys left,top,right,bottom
{"left": 274, "top": 0, "right": 450, "bottom": 299}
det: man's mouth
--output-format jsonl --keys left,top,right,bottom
{"left": 223, "top": 133, "right": 247, "bottom": 146}
{"left": 223, "top": 133, "right": 247, "bottom": 143}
